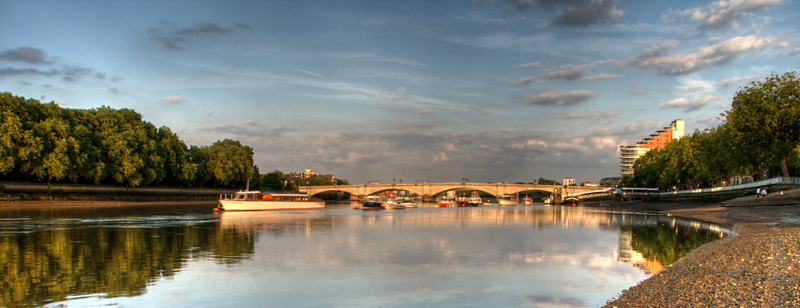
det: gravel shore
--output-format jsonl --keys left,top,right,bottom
{"left": 603, "top": 188, "right": 800, "bottom": 307}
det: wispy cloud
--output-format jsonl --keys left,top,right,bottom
{"left": 148, "top": 22, "right": 249, "bottom": 50}
{"left": 162, "top": 96, "right": 187, "bottom": 104}
{"left": 484, "top": 0, "right": 624, "bottom": 27}
{"left": 553, "top": 111, "right": 620, "bottom": 120}
{"left": 511, "top": 76, "right": 535, "bottom": 85}
{"left": 659, "top": 95, "right": 722, "bottom": 112}
{"left": 0, "top": 47, "right": 53, "bottom": 64}
{"left": 625, "top": 35, "right": 774, "bottom": 75}
{"left": 663, "top": 0, "right": 784, "bottom": 32}
{"left": 525, "top": 90, "right": 595, "bottom": 106}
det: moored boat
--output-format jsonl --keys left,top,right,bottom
{"left": 522, "top": 196, "right": 533, "bottom": 205}
{"left": 467, "top": 197, "right": 482, "bottom": 206}
{"left": 399, "top": 199, "right": 418, "bottom": 208}
{"left": 498, "top": 194, "right": 516, "bottom": 206}
{"left": 382, "top": 198, "right": 406, "bottom": 210}
{"left": 362, "top": 195, "right": 385, "bottom": 210}
{"left": 217, "top": 191, "right": 325, "bottom": 211}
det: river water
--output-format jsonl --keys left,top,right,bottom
{"left": 0, "top": 202, "right": 729, "bottom": 307}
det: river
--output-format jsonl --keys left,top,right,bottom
{"left": 0, "top": 202, "right": 729, "bottom": 307}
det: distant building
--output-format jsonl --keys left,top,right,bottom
{"left": 600, "top": 177, "right": 621, "bottom": 187}
{"left": 582, "top": 182, "right": 600, "bottom": 187}
{"left": 563, "top": 177, "right": 576, "bottom": 186}
{"left": 620, "top": 119, "right": 685, "bottom": 177}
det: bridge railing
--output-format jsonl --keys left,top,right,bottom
{"left": 657, "top": 176, "right": 799, "bottom": 195}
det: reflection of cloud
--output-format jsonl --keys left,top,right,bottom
{"left": 524, "top": 295, "right": 585, "bottom": 308}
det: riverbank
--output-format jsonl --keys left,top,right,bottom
{"left": 602, "top": 188, "right": 800, "bottom": 307}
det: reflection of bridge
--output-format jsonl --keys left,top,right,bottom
{"left": 298, "top": 183, "right": 606, "bottom": 202}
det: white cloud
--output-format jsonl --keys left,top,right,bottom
{"left": 512, "top": 76, "right": 536, "bottom": 85}
{"left": 162, "top": 96, "right": 187, "bottom": 104}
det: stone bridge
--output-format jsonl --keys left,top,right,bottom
{"left": 298, "top": 183, "right": 606, "bottom": 202}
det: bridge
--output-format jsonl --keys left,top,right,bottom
{"left": 298, "top": 182, "right": 608, "bottom": 202}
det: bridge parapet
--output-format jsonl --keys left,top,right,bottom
{"left": 298, "top": 183, "right": 603, "bottom": 202}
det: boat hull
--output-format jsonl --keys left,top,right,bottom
{"left": 218, "top": 200, "right": 325, "bottom": 211}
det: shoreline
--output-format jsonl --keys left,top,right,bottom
{"left": 602, "top": 189, "right": 800, "bottom": 307}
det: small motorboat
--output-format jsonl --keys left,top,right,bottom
{"left": 362, "top": 195, "right": 385, "bottom": 210}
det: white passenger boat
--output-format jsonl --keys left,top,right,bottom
{"left": 216, "top": 191, "right": 325, "bottom": 211}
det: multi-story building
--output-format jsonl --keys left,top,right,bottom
{"left": 619, "top": 120, "right": 684, "bottom": 176}
{"left": 600, "top": 177, "right": 621, "bottom": 187}
{"left": 563, "top": 177, "right": 576, "bottom": 186}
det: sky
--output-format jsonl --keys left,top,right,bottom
{"left": 1, "top": 0, "right": 798, "bottom": 185}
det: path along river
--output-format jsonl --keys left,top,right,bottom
{"left": 0, "top": 202, "right": 730, "bottom": 307}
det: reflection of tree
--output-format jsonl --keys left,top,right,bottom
{"left": 623, "top": 224, "right": 718, "bottom": 267}
{"left": 0, "top": 219, "right": 258, "bottom": 307}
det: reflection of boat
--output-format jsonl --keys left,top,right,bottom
{"left": 217, "top": 191, "right": 324, "bottom": 211}
{"left": 362, "top": 195, "right": 385, "bottom": 210}
{"left": 498, "top": 194, "right": 516, "bottom": 206}
{"left": 564, "top": 197, "right": 579, "bottom": 205}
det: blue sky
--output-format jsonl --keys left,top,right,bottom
{"left": 1, "top": 0, "right": 798, "bottom": 185}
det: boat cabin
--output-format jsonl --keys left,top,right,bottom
{"left": 224, "top": 191, "right": 311, "bottom": 202}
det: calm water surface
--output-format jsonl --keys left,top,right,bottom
{"left": 0, "top": 203, "right": 730, "bottom": 307}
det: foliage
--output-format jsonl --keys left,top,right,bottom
{"left": 626, "top": 72, "right": 800, "bottom": 189}
{"left": 537, "top": 177, "right": 562, "bottom": 185}
{"left": 0, "top": 92, "right": 252, "bottom": 188}
{"left": 725, "top": 71, "right": 800, "bottom": 177}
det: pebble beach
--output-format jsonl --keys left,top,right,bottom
{"left": 603, "top": 189, "right": 800, "bottom": 307}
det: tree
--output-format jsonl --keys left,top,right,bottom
{"left": 725, "top": 71, "right": 800, "bottom": 177}
{"left": 261, "top": 170, "right": 286, "bottom": 191}
{"left": 204, "top": 139, "right": 254, "bottom": 187}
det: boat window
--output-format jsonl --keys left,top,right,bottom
{"left": 237, "top": 194, "right": 246, "bottom": 200}
{"left": 247, "top": 194, "right": 255, "bottom": 200}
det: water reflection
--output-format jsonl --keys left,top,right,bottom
{"left": 0, "top": 205, "right": 729, "bottom": 307}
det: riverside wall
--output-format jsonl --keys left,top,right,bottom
{"left": 0, "top": 182, "right": 237, "bottom": 202}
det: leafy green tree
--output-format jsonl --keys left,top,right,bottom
{"left": 205, "top": 139, "right": 254, "bottom": 187}
{"left": 261, "top": 170, "right": 286, "bottom": 191}
{"left": 725, "top": 71, "right": 800, "bottom": 177}
{"left": 188, "top": 145, "right": 212, "bottom": 187}
{"left": 155, "top": 126, "right": 196, "bottom": 186}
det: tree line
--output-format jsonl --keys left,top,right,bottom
{"left": 621, "top": 72, "right": 800, "bottom": 190}
{"left": 0, "top": 92, "right": 345, "bottom": 190}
